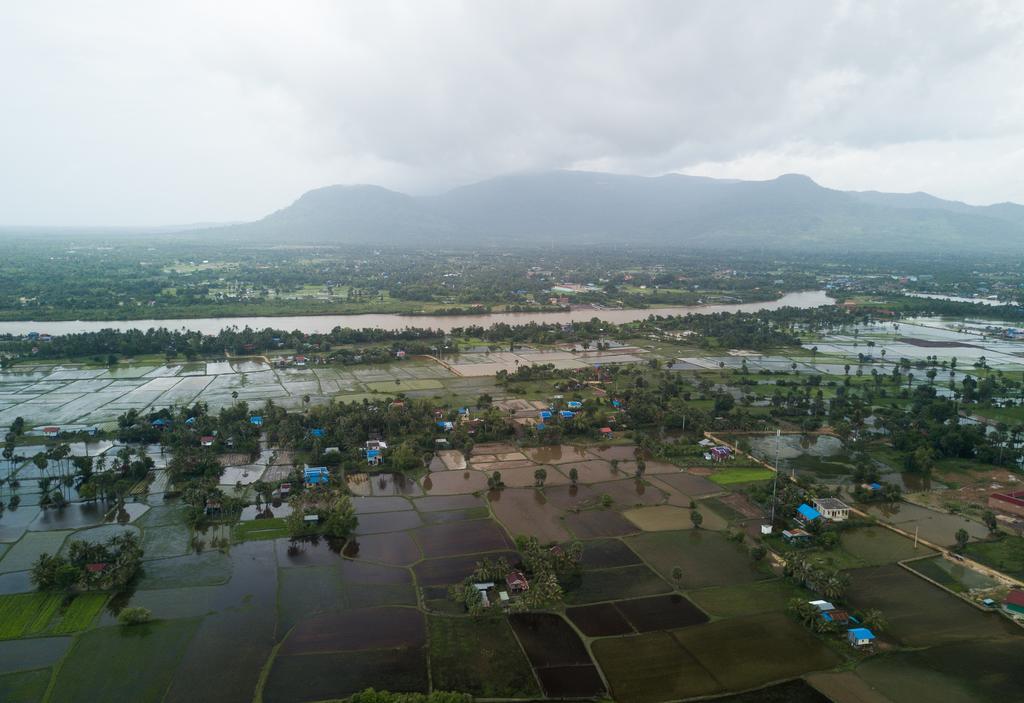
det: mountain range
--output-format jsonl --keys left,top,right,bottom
{"left": 202, "top": 170, "right": 1024, "bottom": 252}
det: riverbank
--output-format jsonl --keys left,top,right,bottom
{"left": 0, "top": 290, "right": 834, "bottom": 337}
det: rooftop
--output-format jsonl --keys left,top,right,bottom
{"left": 814, "top": 497, "right": 850, "bottom": 511}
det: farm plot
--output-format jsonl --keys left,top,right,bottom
{"left": 427, "top": 614, "right": 540, "bottom": 698}
{"left": 488, "top": 488, "right": 572, "bottom": 543}
{"left": 48, "top": 620, "right": 201, "bottom": 703}
{"left": 565, "top": 510, "right": 638, "bottom": 539}
{"left": 844, "top": 563, "right": 1020, "bottom": 646}
{"left": 564, "top": 564, "right": 671, "bottom": 604}
{"left": 627, "top": 529, "right": 769, "bottom": 589}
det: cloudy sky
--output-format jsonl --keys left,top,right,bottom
{"left": 2, "top": 1, "right": 1023, "bottom": 225}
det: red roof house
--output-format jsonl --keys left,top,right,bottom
{"left": 505, "top": 571, "right": 529, "bottom": 592}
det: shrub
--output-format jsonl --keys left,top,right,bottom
{"left": 117, "top": 606, "right": 152, "bottom": 625}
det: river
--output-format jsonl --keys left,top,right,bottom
{"left": 5, "top": 290, "right": 834, "bottom": 336}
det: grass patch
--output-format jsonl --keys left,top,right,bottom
{"left": 49, "top": 620, "right": 201, "bottom": 703}
{"left": 0, "top": 668, "right": 52, "bottom": 703}
{"left": 366, "top": 379, "right": 443, "bottom": 393}
{"left": 51, "top": 594, "right": 108, "bottom": 634}
{"left": 688, "top": 579, "right": 807, "bottom": 619}
{"left": 427, "top": 615, "right": 540, "bottom": 698}
{"left": 0, "top": 593, "right": 63, "bottom": 640}
{"left": 564, "top": 565, "right": 671, "bottom": 604}
{"left": 964, "top": 536, "right": 1024, "bottom": 579}
{"left": 709, "top": 468, "right": 775, "bottom": 485}
{"left": 628, "top": 529, "right": 770, "bottom": 589}
{"left": 233, "top": 518, "right": 290, "bottom": 543}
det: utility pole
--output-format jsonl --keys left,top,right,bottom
{"left": 768, "top": 428, "right": 781, "bottom": 528}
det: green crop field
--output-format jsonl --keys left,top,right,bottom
{"left": 51, "top": 594, "right": 108, "bottom": 634}
{"left": 0, "top": 593, "right": 63, "bottom": 640}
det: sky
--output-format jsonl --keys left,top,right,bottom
{"left": 2, "top": 1, "right": 1024, "bottom": 225}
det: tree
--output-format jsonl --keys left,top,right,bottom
{"left": 954, "top": 528, "right": 970, "bottom": 553}
{"left": 982, "top": 510, "right": 998, "bottom": 534}
{"left": 861, "top": 608, "right": 887, "bottom": 633}
{"left": 533, "top": 468, "right": 547, "bottom": 488}
{"left": 749, "top": 544, "right": 767, "bottom": 562}
{"left": 635, "top": 458, "right": 646, "bottom": 477}
{"left": 568, "top": 467, "right": 578, "bottom": 486}
{"left": 690, "top": 510, "right": 703, "bottom": 529}
{"left": 671, "top": 566, "right": 683, "bottom": 584}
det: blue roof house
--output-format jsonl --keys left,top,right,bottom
{"left": 437, "top": 421, "right": 454, "bottom": 431}
{"left": 303, "top": 466, "right": 329, "bottom": 486}
{"left": 560, "top": 410, "right": 575, "bottom": 419}
{"left": 310, "top": 428, "right": 325, "bottom": 438}
{"left": 567, "top": 401, "right": 582, "bottom": 409}
{"left": 185, "top": 417, "right": 196, "bottom": 426}
{"left": 539, "top": 410, "right": 553, "bottom": 420}
{"left": 848, "top": 628, "right": 876, "bottom": 647}
{"left": 796, "top": 503, "right": 821, "bottom": 524}
{"left": 250, "top": 416, "right": 263, "bottom": 426}
{"left": 366, "top": 449, "right": 382, "bottom": 466}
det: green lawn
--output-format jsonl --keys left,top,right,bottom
{"left": 233, "top": 518, "right": 290, "bottom": 543}
{"left": 709, "top": 468, "right": 775, "bottom": 485}
{"left": 964, "top": 536, "right": 1024, "bottom": 579}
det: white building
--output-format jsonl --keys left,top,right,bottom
{"left": 813, "top": 497, "right": 851, "bottom": 522}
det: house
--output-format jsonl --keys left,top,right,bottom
{"left": 567, "top": 401, "right": 583, "bottom": 409}
{"left": 303, "top": 466, "right": 329, "bottom": 486}
{"left": 710, "top": 446, "right": 732, "bottom": 462}
{"left": 505, "top": 571, "right": 529, "bottom": 593}
{"left": 395, "top": 350, "right": 406, "bottom": 359}
{"left": 435, "top": 438, "right": 450, "bottom": 449}
{"left": 697, "top": 438, "right": 715, "bottom": 448}
{"left": 862, "top": 482, "right": 883, "bottom": 493}
{"left": 151, "top": 418, "right": 170, "bottom": 429}
{"left": 813, "top": 497, "right": 851, "bottom": 522}
{"left": 539, "top": 410, "right": 553, "bottom": 420}
{"left": 42, "top": 426, "right": 60, "bottom": 438}
{"left": 294, "top": 355, "right": 307, "bottom": 367}
{"left": 599, "top": 427, "right": 614, "bottom": 439}
{"left": 366, "top": 440, "right": 388, "bottom": 451}
{"left": 473, "top": 582, "right": 495, "bottom": 608}
{"left": 809, "top": 600, "right": 836, "bottom": 612}
{"left": 989, "top": 489, "right": 1024, "bottom": 519}
{"left": 200, "top": 435, "right": 215, "bottom": 447}
{"left": 250, "top": 416, "right": 263, "bottom": 427}
{"left": 796, "top": 504, "right": 822, "bottom": 525}
{"left": 366, "top": 449, "right": 383, "bottom": 466}
{"left": 848, "top": 628, "right": 876, "bottom": 647}
{"left": 559, "top": 410, "right": 575, "bottom": 419}
{"left": 278, "top": 482, "right": 292, "bottom": 497}
{"left": 1004, "top": 589, "right": 1024, "bottom": 615}
{"left": 782, "top": 528, "right": 812, "bottom": 544}
{"left": 185, "top": 417, "right": 196, "bottom": 426}
{"left": 310, "top": 428, "right": 325, "bottom": 438}
{"left": 437, "top": 421, "right": 454, "bottom": 432}
{"left": 822, "top": 609, "right": 850, "bottom": 625}
{"left": 204, "top": 498, "right": 222, "bottom": 516}
{"left": 85, "top": 562, "right": 108, "bottom": 574}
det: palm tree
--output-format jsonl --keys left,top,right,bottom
{"left": 861, "top": 608, "right": 887, "bottom": 633}
{"left": 821, "top": 570, "right": 849, "bottom": 601}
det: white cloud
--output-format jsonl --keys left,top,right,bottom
{"left": 1, "top": 1, "right": 1023, "bottom": 224}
